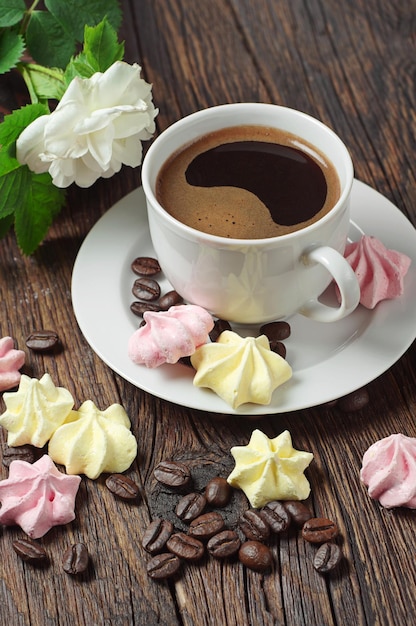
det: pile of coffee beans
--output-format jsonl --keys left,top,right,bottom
{"left": 142, "top": 459, "right": 343, "bottom": 580}
{"left": 130, "top": 256, "right": 184, "bottom": 317}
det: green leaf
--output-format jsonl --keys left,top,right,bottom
{"left": 83, "top": 18, "right": 124, "bottom": 71}
{"left": 26, "top": 11, "right": 76, "bottom": 68}
{"left": 0, "top": 28, "right": 25, "bottom": 75}
{"left": 0, "top": 162, "right": 30, "bottom": 218}
{"left": 0, "top": 213, "right": 14, "bottom": 238}
{"left": 14, "top": 171, "right": 66, "bottom": 254}
{"left": 0, "top": 103, "right": 49, "bottom": 151}
{"left": 19, "top": 64, "right": 66, "bottom": 102}
{"left": 0, "top": 0, "right": 26, "bottom": 27}
{"left": 45, "top": 0, "right": 122, "bottom": 42}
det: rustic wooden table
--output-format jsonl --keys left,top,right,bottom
{"left": 0, "top": 1, "right": 415, "bottom": 624}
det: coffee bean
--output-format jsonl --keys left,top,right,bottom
{"left": 132, "top": 277, "right": 161, "bottom": 301}
{"left": 175, "top": 492, "right": 207, "bottom": 522}
{"left": 259, "top": 501, "right": 291, "bottom": 533}
{"left": 142, "top": 518, "right": 174, "bottom": 554}
{"left": 62, "top": 543, "right": 89, "bottom": 575}
{"left": 12, "top": 538, "right": 48, "bottom": 565}
{"left": 131, "top": 256, "right": 161, "bottom": 276}
{"left": 2, "top": 444, "right": 36, "bottom": 467}
{"left": 260, "top": 321, "right": 291, "bottom": 341}
{"left": 188, "top": 512, "right": 226, "bottom": 540}
{"left": 238, "top": 540, "right": 273, "bottom": 572}
{"left": 26, "top": 330, "right": 60, "bottom": 352}
{"left": 105, "top": 474, "right": 140, "bottom": 500}
{"left": 239, "top": 509, "right": 270, "bottom": 542}
{"left": 205, "top": 477, "right": 232, "bottom": 507}
{"left": 154, "top": 461, "right": 191, "bottom": 489}
{"left": 302, "top": 517, "right": 339, "bottom": 544}
{"left": 282, "top": 500, "right": 312, "bottom": 528}
{"left": 158, "top": 290, "right": 184, "bottom": 310}
{"left": 337, "top": 388, "right": 370, "bottom": 413}
{"left": 209, "top": 319, "right": 232, "bottom": 342}
{"left": 313, "top": 542, "right": 342, "bottom": 573}
{"left": 269, "top": 340, "right": 287, "bottom": 359}
{"left": 207, "top": 530, "right": 241, "bottom": 559}
{"left": 130, "top": 301, "right": 162, "bottom": 316}
{"left": 147, "top": 552, "right": 182, "bottom": 579}
{"left": 166, "top": 532, "right": 205, "bottom": 561}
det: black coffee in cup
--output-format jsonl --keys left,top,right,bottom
{"left": 155, "top": 125, "right": 340, "bottom": 239}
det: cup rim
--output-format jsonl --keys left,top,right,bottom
{"left": 141, "top": 103, "right": 354, "bottom": 245}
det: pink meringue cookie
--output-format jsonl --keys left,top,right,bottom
{"left": 0, "top": 454, "right": 81, "bottom": 538}
{"left": 343, "top": 235, "right": 411, "bottom": 309}
{"left": 0, "top": 337, "right": 25, "bottom": 391}
{"left": 128, "top": 304, "right": 214, "bottom": 368}
{"left": 360, "top": 433, "right": 416, "bottom": 508}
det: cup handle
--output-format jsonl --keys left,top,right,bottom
{"left": 299, "top": 245, "right": 360, "bottom": 322}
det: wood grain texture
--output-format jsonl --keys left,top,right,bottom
{"left": 0, "top": 0, "right": 415, "bottom": 624}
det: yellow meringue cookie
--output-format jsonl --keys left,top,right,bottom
{"left": 0, "top": 373, "right": 74, "bottom": 447}
{"left": 191, "top": 330, "right": 292, "bottom": 408}
{"left": 48, "top": 400, "right": 137, "bottom": 479}
{"left": 227, "top": 429, "right": 313, "bottom": 507}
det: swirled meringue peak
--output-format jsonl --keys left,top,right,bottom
{"left": 48, "top": 400, "right": 137, "bottom": 479}
{"left": 128, "top": 304, "right": 214, "bottom": 368}
{"left": 227, "top": 429, "right": 313, "bottom": 508}
{"left": 0, "top": 454, "right": 81, "bottom": 538}
{"left": 0, "top": 373, "right": 74, "bottom": 447}
{"left": 343, "top": 235, "right": 411, "bottom": 309}
{"left": 0, "top": 336, "right": 25, "bottom": 391}
{"left": 360, "top": 433, "right": 416, "bottom": 508}
{"left": 191, "top": 330, "right": 292, "bottom": 409}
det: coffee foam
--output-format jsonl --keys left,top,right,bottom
{"left": 156, "top": 125, "right": 340, "bottom": 239}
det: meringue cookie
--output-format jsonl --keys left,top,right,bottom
{"left": 0, "top": 373, "right": 74, "bottom": 447}
{"left": 191, "top": 330, "right": 292, "bottom": 408}
{"left": 128, "top": 304, "right": 214, "bottom": 368}
{"left": 0, "top": 454, "right": 81, "bottom": 538}
{"left": 48, "top": 400, "right": 137, "bottom": 479}
{"left": 227, "top": 430, "right": 313, "bottom": 508}
{"left": 360, "top": 433, "right": 416, "bottom": 508}
{"left": 0, "top": 336, "right": 25, "bottom": 391}
{"left": 343, "top": 235, "right": 411, "bottom": 309}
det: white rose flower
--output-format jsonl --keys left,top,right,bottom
{"left": 16, "top": 61, "right": 158, "bottom": 188}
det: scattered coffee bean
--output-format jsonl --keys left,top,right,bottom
{"left": 313, "top": 542, "right": 342, "bottom": 573}
{"left": 158, "top": 290, "right": 184, "bottom": 310}
{"left": 259, "top": 501, "right": 291, "bottom": 533}
{"left": 131, "top": 256, "right": 161, "bottom": 276}
{"left": 105, "top": 474, "right": 140, "bottom": 500}
{"left": 260, "top": 321, "right": 291, "bottom": 341}
{"left": 147, "top": 552, "right": 182, "bottom": 579}
{"left": 175, "top": 492, "right": 207, "bottom": 522}
{"left": 132, "top": 277, "right": 161, "bottom": 301}
{"left": 62, "top": 543, "right": 89, "bottom": 575}
{"left": 2, "top": 444, "right": 36, "bottom": 467}
{"left": 188, "top": 512, "right": 226, "bottom": 540}
{"left": 12, "top": 538, "right": 48, "bottom": 565}
{"left": 282, "top": 500, "right": 312, "bottom": 528}
{"left": 154, "top": 461, "right": 192, "bottom": 489}
{"left": 207, "top": 530, "right": 241, "bottom": 559}
{"left": 239, "top": 509, "right": 270, "bottom": 542}
{"left": 205, "top": 477, "right": 232, "bottom": 508}
{"left": 130, "top": 301, "right": 162, "bottom": 317}
{"left": 142, "top": 518, "right": 174, "bottom": 555}
{"left": 302, "top": 517, "right": 339, "bottom": 544}
{"left": 337, "top": 388, "right": 370, "bottom": 413}
{"left": 25, "top": 330, "right": 60, "bottom": 352}
{"left": 238, "top": 540, "right": 273, "bottom": 572}
{"left": 166, "top": 532, "right": 205, "bottom": 561}
{"left": 209, "top": 319, "right": 232, "bottom": 342}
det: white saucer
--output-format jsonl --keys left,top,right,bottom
{"left": 71, "top": 180, "right": 416, "bottom": 415}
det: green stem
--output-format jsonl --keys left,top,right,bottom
{"left": 20, "top": 0, "right": 41, "bottom": 34}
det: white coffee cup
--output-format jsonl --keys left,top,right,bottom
{"left": 141, "top": 103, "right": 360, "bottom": 324}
